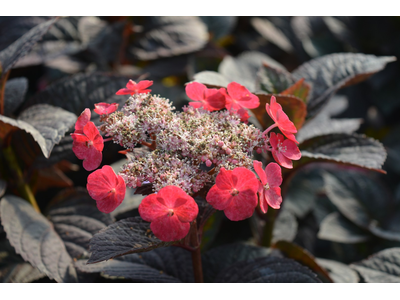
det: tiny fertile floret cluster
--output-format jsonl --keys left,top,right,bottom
{"left": 71, "top": 79, "right": 302, "bottom": 242}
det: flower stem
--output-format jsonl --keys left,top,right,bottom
{"left": 189, "top": 220, "right": 204, "bottom": 283}
{"left": 263, "top": 123, "right": 278, "bottom": 136}
{"left": 260, "top": 208, "right": 278, "bottom": 247}
{"left": 3, "top": 145, "right": 41, "bottom": 213}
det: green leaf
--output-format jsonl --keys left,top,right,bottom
{"left": 87, "top": 217, "right": 174, "bottom": 264}
{"left": 0, "top": 196, "right": 78, "bottom": 282}
{"left": 298, "top": 134, "right": 387, "bottom": 173}
{"left": 272, "top": 240, "right": 333, "bottom": 282}
{"left": 250, "top": 93, "right": 306, "bottom": 130}
{"left": 0, "top": 104, "right": 77, "bottom": 158}
{"left": 0, "top": 17, "right": 58, "bottom": 76}
{"left": 215, "top": 256, "right": 321, "bottom": 283}
{"left": 292, "top": 53, "right": 396, "bottom": 118}
{"left": 350, "top": 248, "right": 400, "bottom": 283}
{"left": 129, "top": 16, "right": 208, "bottom": 61}
{"left": 316, "top": 258, "right": 359, "bottom": 283}
{"left": 318, "top": 212, "right": 371, "bottom": 243}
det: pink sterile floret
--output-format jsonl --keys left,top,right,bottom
{"left": 269, "top": 132, "right": 301, "bottom": 169}
{"left": 265, "top": 95, "right": 299, "bottom": 144}
{"left": 186, "top": 82, "right": 226, "bottom": 111}
{"left": 221, "top": 82, "right": 259, "bottom": 122}
{"left": 253, "top": 160, "right": 282, "bottom": 213}
{"left": 94, "top": 102, "right": 119, "bottom": 115}
{"left": 71, "top": 121, "right": 104, "bottom": 171}
{"left": 138, "top": 186, "right": 199, "bottom": 242}
{"left": 116, "top": 79, "right": 153, "bottom": 95}
{"left": 87, "top": 165, "right": 126, "bottom": 213}
{"left": 74, "top": 108, "right": 91, "bottom": 134}
{"left": 206, "top": 167, "right": 259, "bottom": 221}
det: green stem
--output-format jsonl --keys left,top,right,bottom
{"left": 3, "top": 145, "right": 40, "bottom": 213}
{"left": 260, "top": 208, "right": 278, "bottom": 247}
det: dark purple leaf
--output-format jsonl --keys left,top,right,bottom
{"left": 129, "top": 16, "right": 208, "bottom": 60}
{"left": 318, "top": 212, "right": 371, "bottom": 243}
{"left": 256, "top": 63, "right": 294, "bottom": 94}
{"left": 0, "top": 17, "right": 58, "bottom": 76}
{"left": 272, "top": 209, "right": 298, "bottom": 244}
{"left": 48, "top": 188, "right": 114, "bottom": 259}
{"left": 292, "top": 53, "right": 396, "bottom": 118}
{"left": 350, "top": 248, "right": 400, "bottom": 283}
{"left": 3, "top": 77, "right": 28, "bottom": 116}
{"left": 316, "top": 258, "right": 359, "bottom": 283}
{"left": 0, "top": 180, "right": 5, "bottom": 198}
{"left": 215, "top": 256, "right": 321, "bottom": 283}
{"left": 299, "top": 134, "right": 387, "bottom": 173}
{"left": 87, "top": 217, "right": 174, "bottom": 264}
{"left": 0, "top": 104, "right": 77, "bottom": 158}
{"left": 0, "top": 196, "right": 78, "bottom": 282}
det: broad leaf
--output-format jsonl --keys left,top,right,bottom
{"left": 0, "top": 196, "right": 78, "bottom": 282}
{"left": 299, "top": 134, "right": 387, "bottom": 173}
{"left": 251, "top": 17, "right": 294, "bottom": 53}
{"left": 350, "top": 248, "right": 400, "bottom": 283}
{"left": 48, "top": 188, "right": 114, "bottom": 259}
{"left": 215, "top": 256, "right": 321, "bottom": 283}
{"left": 75, "top": 258, "right": 180, "bottom": 283}
{"left": 297, "top": 116, "right": 362, "bottom": 144}
{"left": 192, "top": 71, "right": 230, "bottom": 88}
{"left": 129, "top": 16, "right": 208, "bottom": 60}
{"left": 199, "top": 16, "right": 237, "bottom": 40}
{"left": 219, "top": 51, "right": 285, "bottom": 92}
{"left": 272, "top": 209, "right": 298, "bottom": 243}
{"left": 0, "top": 17, "right": 58, "bottom": 76}
{"left": 280, "top": 78, "right": 310, "bottom": 102}
{"left": 318, "top": 212, "right": 371, "bottom": 244}
{"left": 202, "top": 243, "right": 271, "bottom": 283}
{"left": 3, "top": 77, "right": 28, "bottom": 116}
{"left": 256, "top": 63, "right": 294, "bottom": 94}
{"left": 272, "top": 240, "right": 333, "bottom": 282}
{"left": 316, "top": 258, "right": 359, "bottom": 283}
{"left": 0, "top": 180, "right": 5, "bottom": 198}
{"left": 283, "top": 168, "right": 323, "bottom": 218}
{"left": 0, "top": 104, "right": 77, "bottom": 158}
{"left": 292, "top": 53, "right": 396, "bottom": 118}
{"left": 250, "top": 93, "right": 306, "bottom": 130}
{"left": 87, "top": 217, "right": 174, "bottom": 264}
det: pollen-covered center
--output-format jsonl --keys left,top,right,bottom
{"left": 86, "top": 140, "right": 94, "bottom": 148}
{"left": 109, "top": 188, "right": 116, "bottom": 193}
{"left": 277, "top": 141, "right": 287, "bottom": 153}
{"left": 230, "top": 188, "right": 240, "bottom": 196}
{"left": 264, "top": 183, "right": 270, "bottom": 190}
{"left": 167, "top": 209, "right": 175, "bottom": 217}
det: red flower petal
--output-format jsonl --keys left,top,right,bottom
{"left": 186, "top": 82, "right": 207, "bottom": 101}
{"left": 232, "top": 167, "right": 259, "bottom": 193}
{"left": 185, "top": 82, "right": 225, "bottom": 111}
{"left": 265, "top": 162, "right": 282, "bottom": 187}
{"left": 139, "top": 194, "right": 169, "bottom": 222}
{"left": 87, "top": 165, "right": 126, "bottom": 213}
{"left": 75, "top": 109, "right": 91, "bottom": 133}
{"left": 206, "top": 184, "right": 233, "bottom": 211}
{"left": 223, "top": 189, "right": 258, "bottom": 221}
{"left": 264, "top": 187, "right": 282, "bottom": 209}
{"left": 136, "top": 80, "right": 153, "bottom": 91}
{"left": 116, "top": 80, "right": 153, "bottom": 95}
{"left": 94, "top": 102, "right": 119, "bottom": 115}
{"left": 226, "top": 82, "right": 260, "bottom": 109}
{"left": 115, "top": 88, "right": 133, "bottom": 95}
{"left": 253, "top": 160, "right": 267, "bottom": 185}
{"left": 82, "top": 147, "right": 103, "bottom": 171}
{"left": 83, "top": 122, "right": 104, "bottom": 151}
{"left": 282, "top": 139, "right": 301, "bottom": 160}
{"left": 150, "top": 214, "right": 190, "bottom": 242}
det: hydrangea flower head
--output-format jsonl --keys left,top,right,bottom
{"left": 94, "top": 102, "right": 119, "bottom": 115}
{"left": 269, "top": 132, "right": 301, "bottom": 169}
{"left": 206, "top": 167, "right": 259, "bottom": 221}
{"left": 71, "top": 121, "right": 103, "bottom": 171}
{"left": 87, "top": 165, "right": 126, "bottom": 213}
{"left": 116, "top": 79, "right": 153, "bottom": 95}
{"left": 186, "top": 82, "right": 226, "bottom": 111}
{"left": 138, "top": 186, "right": 199, "bottom": 242}
{"left": 265, "top": 96, "right": 299, "bottom": 143}
{"left": 253, "top": 161, "right": 282, "bottom": 213}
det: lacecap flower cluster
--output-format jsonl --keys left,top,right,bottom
{"left": 71, "top": 79, "right": 301, "bottom": 242}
